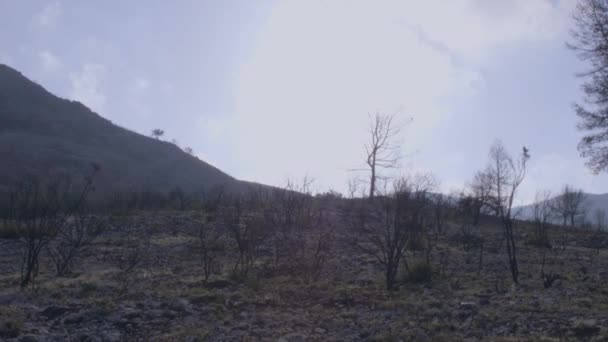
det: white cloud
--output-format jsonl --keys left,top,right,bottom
{"left": 225, "top": 0, "right": 579, "bottom": 191}
{"left": 403, "top": 0, "right": 575, "bottom": 63}
{"left": 124, "top": 77, "right": 152, "bottom": 119}
{"left": 38, "top": 50, "right": 62, "bottom": 72}
{"left": 230, "top": 1, "right": 522, "bottom": 189}
{"left": 198, "top": 117, "right": 226, "bottom": 143}
{"left": 132, "top": 78, "right": 150, "bottom": 92}
{"left": 32, "top": 2, "right": 63, "bottom": 30}
{"left": 69, "top": 63, "right": 106, "bottom": 113}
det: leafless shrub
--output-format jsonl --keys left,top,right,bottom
{"left": 593, "top": 208, "right": 606, "bottom": 231}
{"left": 48, "top": 206, "right": 105, "bottom": 276}
{"left": 106, "top": 234, "right": 151, "bottom": 294}
{"left": 430, "top": 193, "right": 450, "bottom": 235}
{"left": 222, "top": 196, "right": 270, "bottom": 280}
{"left": 195, "top": 214, "right": 224, "bottom": 282}
{"left": 351, "top": 173, "right": 434, "bottom": 291}
{"left": 291, "top": 231, "right": 334, "bottom": 283}
{"left": 5, "top": 169, "right": 97, "bottom": 289}
{"left": 530, "top": 190, "right": 554, "bottom": 248}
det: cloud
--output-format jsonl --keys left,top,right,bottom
{"left": 230, "top": 1, "right": 534, "bottom": 190}
{"left": 38, "top": 50, "right": 62, "bottom": 72}
{"left": 132, "top": 78, "right": 150, "bottom": 92}
{"left": 31, "top": 2, "right": 63, "bottom": 30}
{"left": 198, "top": 117, "right": 226, "bottom": 143}
{"left": 403, "top": 0, "right": 575, "bottom": 63}
{"left": 124, "top": 77, "right": 152, "bottom": 119}
{"left": 69, "top": 63, "right": 106, "bottom": 114}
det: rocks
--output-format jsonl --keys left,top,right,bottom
{"left": 40, "top": 306, "right": 71, "bottom": 321}
{"left": 571, "top": 319, "right": 600, "bottom": 337}
{"left": 170, "top": 298, "right": 193, "bottom": 313}
{"left": 62, "top": 309, "right": 103, "bottom": 325}
{"left": 313, "top": 327, "right": 326, "bottom": 334}
{"left": 459, "top": 301, "right": 477, "bottom": 310}
{"left": 276, "top": 333, "right": 308, "bottom": 342}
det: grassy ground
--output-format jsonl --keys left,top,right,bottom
{"left": 0, "top": 209, "right": 607, "bottom": 341}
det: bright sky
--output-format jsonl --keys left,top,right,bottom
{"left": 1, "top": 0, "right": 607, "bottom": 204}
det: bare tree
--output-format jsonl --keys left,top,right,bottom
{"left": 222, "top": 196, "right": 270, "bottom": 280}
{"left": 594, "top": 208, "right": 607, "bottom": 231}
{"left": 532, "top": 190, "right": 554, "bottom": 248}
{"left": 364, "top": 113, "right": 404, "bottom": 200}
{"left": 430, "top": 193, "right": 449, "bottom": 235}
{"left": 465, "top": 170, "right": 494, "bottom": 226}
{"left": 352, "top": 174, "right": 434, "bottom": 290}
{"left": 568, "top": 0, "right": 608, "bottom": 172}
{"left": 196, "top": 216, "right": 223, "bottom": 282}
{"left": 347, "top": 176, "right": 363, "bottom": 199}
{"left": 151, "top": 129, "right": 164, "bottom": 140}
{"left": 105, "top": 233, "right": 151, "bottom": 295}
{"left": 552, "top": 185, "right": 587, "bottom": 227}
{"left": 48, "top": 206, "right": 105, "bottom": 276}
{"left": 484, "top": 141, "right": 530, "bottom": 284}
{"left": 7, "top": 171, "right": 97, "bottom": 288}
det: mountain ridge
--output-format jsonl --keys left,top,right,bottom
{"left": 0, "top": 63, "right": 250, "bottom": 197}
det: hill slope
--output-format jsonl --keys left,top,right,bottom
{"left": 517, "top": 192, "right": 608, "bottom": 227}
{"left": 0, "top": 64, "right": 242, "bottom": 196}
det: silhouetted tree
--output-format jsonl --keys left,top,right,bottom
{"left": 552, "top": 185, "right": 587, "bottom": 227}
{"left": 466, "top": 170, "right": 494, "bottom": 226}
{"left": 594, "top": 208, "right": 607, "bottom": 231}
{"left": 7, "top": 171, "right": 97, "bottom": 288}
{"left": 532, "top": 190, "right": 554, "bottom": 248}
{"left": 48, "top": 205, "right": 105, "bottom": 276}
{"left": 151, "top": 129, "right": 164, "bottom": 140}
{"left": 363, "top": 113, "right": 404, "bottom": 200}
{"left": 353, "top": 174, "right": 434, "bottom": 290}
{"left": 484, "top": 141, "right": 529, "bottom": 284}
{"left": 569, "top": 0, "right": 608, "bottom": 172}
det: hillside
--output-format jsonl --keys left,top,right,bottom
{"left": 0, "top": 64, "right": 243, "bottom": 196}
{"left": 517, "top": 192, "right": 608, "bottom": 227}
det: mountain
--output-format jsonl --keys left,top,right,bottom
{"left": 516, "top": 192, "right": 608, "bottom": 226}
{"left": 0, "top": 64, "right": 248, "bottom": 197}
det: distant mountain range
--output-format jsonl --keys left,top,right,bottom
{"left": 0, "top": 64, "right": 259, "bottom": 198}
{"left": 516, "top": 193, "right": 608, "bottom": 226}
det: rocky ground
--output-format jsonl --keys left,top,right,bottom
{"left": 1, "top": 208, "right": 608, "bottom": 341}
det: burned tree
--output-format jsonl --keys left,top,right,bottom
{"left": 353, "top": 174, "right": 434, "bottom": 290}
{"left": 484, "top": 141, "right": 530, "bottom": 284}
{"left": 552, "top": 185, "right": 587, "bottom": 227}
{"left": 151, "top": 128, "right": 164, "bottom": 140}
{"left": 6, "top": 172, "right": 97, "bottom": 288}
{"left": 222, "top": 195, "right": 271, "bottom": 280}
{"left": 594, "top": 208, "right": 607, "bottom": 231}
{"left": 196, "top": 216, "right": 223, "bottom": 282}
{"left": 531, "top": 190, "right": 554, "bottom": 248}
{"left": 363, "top": 113, "right": 404, "bottom": 200}
{"left": 48, "top": 205, "right": 105, "bottom": 276}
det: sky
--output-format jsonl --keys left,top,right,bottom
{"left": 1, "top": 0, "right": 607, "bottom": 205}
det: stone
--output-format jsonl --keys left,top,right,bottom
{"left": 40, "top": 306, "right": 70, "bottom": 321}
{"left": 572, "top": 319, "right": 600, "bottom": 337}
{"left": 276, "top": 333, "right": 308, "bottom": 342}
